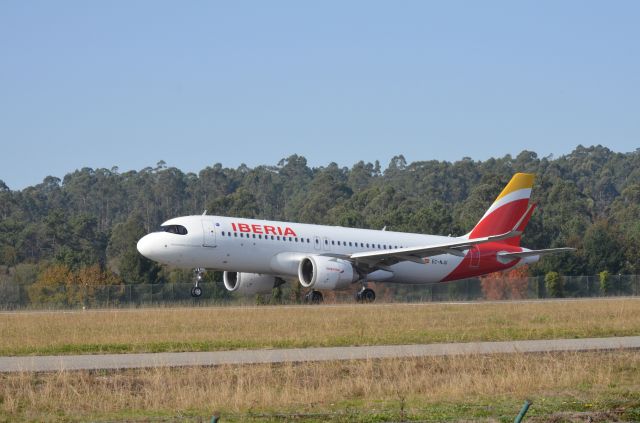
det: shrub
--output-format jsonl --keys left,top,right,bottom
{"left": 599, "top": 270, "right": 612, "bottom": 295}
{"left": 480, "top": 266, "right": 530, "bottom": 300}
{"left": 545, "top": 271, "right": 564, "bottom": 298}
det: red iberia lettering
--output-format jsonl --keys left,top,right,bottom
{"left": 230, "top": 222, "right": 297, "bottom": 237}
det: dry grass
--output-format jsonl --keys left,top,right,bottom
{"left": 1, "top": 298, "right": 640, "bottom": 356}
{"left": 1, "top": 351, "right": 639, "bottom": 421}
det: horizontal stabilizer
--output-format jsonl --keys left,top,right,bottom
{"left": 497, "top": 248, "right": 576, "bottom": 262}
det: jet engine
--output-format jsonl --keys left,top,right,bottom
{"left": 298, "top": 255, "right": 359, "bottom": 290}
{"left": 223, "top": 272, "right": 276, "bottom": 296}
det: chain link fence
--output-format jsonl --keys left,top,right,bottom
{"left": 1, "top": 275, "right": 639, "bottom": 310}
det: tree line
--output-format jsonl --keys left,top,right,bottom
{"left": 1, "top": 145, "right": 639, "bottom": 292}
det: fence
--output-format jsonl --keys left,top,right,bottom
{"left": 1, "top": 275, "right": 639, "bottom": 310}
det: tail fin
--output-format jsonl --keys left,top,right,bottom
{"left": 468, "top": 173, "right": 535, "bottom": 246}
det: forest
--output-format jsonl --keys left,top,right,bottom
{"left": 0, "top": 145, "right": 639, "bottom": 298}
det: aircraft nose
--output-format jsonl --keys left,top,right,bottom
{"left": 136, "top": 234, "right": 155, "bottom": 259}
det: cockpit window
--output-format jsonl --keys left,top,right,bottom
{"left": 160, "top": 225, "right": 188, "bottom": 235}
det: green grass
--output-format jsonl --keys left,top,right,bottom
{"left": 3, "top": 393, "right": 639, "bottom": 422}
{"left": 2, "top": 351, "right": 640, "bottom": 422}
{"left": 2, "top": 298, "right": 640, "bottom": 356}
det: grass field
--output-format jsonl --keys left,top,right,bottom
{"left": 2, "top": 351, "right": 639, "bottom": 422}
{"left": 1, "top": 297, "right": 639, "bottom": 356}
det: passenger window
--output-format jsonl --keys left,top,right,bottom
{"left": 234, "top": 233, "right": 237, "bottom": 237}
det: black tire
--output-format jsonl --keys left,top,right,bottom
{"left": 191, "top": 286, "right": 203, "bottom": 297}
{"left": 311, "top": 291, "right": 323, "bottom": 304}
{"left": 362, "top": 288, "right": 375, "bottom": 303}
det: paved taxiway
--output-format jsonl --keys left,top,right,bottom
{"left": 1, "top": 336, "right": 639, "bottom": 373}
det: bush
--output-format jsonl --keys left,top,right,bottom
{"left": 599, "top": 270, "right": 612, "bottom": 295}
{"left": 480, "top": 267, "right": 530, "bottom": 300}
{"left": 545, "top": 271, "right": 564, "bottom": 298}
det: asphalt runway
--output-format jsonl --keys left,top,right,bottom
{"left": 1, "top": 336, "right": 639, "bottom": 373}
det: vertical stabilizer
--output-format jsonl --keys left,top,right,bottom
{"left": 468, "top": 173, "right": 535, "bottom": 245}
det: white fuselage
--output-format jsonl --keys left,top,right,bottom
{"left": 137, "top": 215, "right": 469, "bottom": 284}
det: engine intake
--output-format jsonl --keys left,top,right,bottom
{"left": 298, "top": 256, "right": 358, "bottom": 290}
{"left": 223, "top": 272, "right": 276, "bottom": 296}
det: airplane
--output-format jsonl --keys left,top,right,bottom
{"left": 136, "top": 173, "right": 574, "bottom": 303}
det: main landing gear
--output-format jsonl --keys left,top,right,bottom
{"left": 191, "top": 268, "right": 205, "bottom": 298}
{"left": 355, "top": 286, "right": 376, "bottom": 303}
{"left": 304, "top": 290, "right": 323, "bottom": 304}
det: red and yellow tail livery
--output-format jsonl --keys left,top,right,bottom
{"left": 468, "top": 173, "right": 535, "bottom": 245}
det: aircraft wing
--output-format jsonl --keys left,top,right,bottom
{"left": 349, "top": 204, "right": 535, "bottom": 270}
{"left": 349, "top": 229, "right": 521, "bottom": 268}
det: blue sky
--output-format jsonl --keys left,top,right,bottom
{"left": 1, "top": 1, "right": 639, "bottom": 189}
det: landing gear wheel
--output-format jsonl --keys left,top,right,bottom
{"left": 191, "top": 268, "right": 205, "bottom": 298}
{"left": 304, "top": 290, "right": 323, "bottom": 304}
{"left": 191, "top": 286, "right": 203, "bottom": 297}
{"left": 356, "top": 287, "right": 376, "bottom": 303}
{"left": 362, "top": 288, "right": 375, "bottom": 302}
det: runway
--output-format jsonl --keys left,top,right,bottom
{"left": 1, "top": 336, "right": 639, "bottom": 373}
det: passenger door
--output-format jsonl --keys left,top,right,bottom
{"left": 202, "top": 219, "right": 217, "bottom": 247}
{"left": 468, "top": 246, "right": 480, "bottom": 268}
{"left": 314, "top": 236, "right": 321, "bottom": 251}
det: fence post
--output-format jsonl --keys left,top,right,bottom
{"left": 514, "top": 400, "right": 531, "bottom": 423}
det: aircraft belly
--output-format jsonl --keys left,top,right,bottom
{"left": 386, "top": 255, "right": 464, "bottom": 284}
{"left": 193, "top": 238, "right": 466, "bottom": 283}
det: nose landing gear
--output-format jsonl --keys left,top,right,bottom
{"left": 191, "top": 268, "right": 205, "bottom": 298}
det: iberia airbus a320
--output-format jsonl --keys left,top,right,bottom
{"left": 136, "top": 173, "right": 573, "bottom": 302}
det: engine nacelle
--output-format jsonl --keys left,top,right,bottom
{"left": 298, "top": 256, "right": 358, "bottom": 291}
{"left": 223, "top": 272, "right": 276, "bottom": 296}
